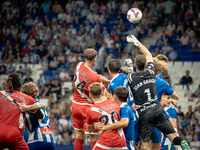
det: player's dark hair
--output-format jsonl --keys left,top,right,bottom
{"left": 108, "top": 59, "right": 121, "bottom": 73}
{"left": 89, "top": 82, "right": 102, "bottom": 99}
{"left": 114, "top": 86, "right": 129, "bottom": 102}
{"left": 134, "top": 54, "right": 146, "bottom": 71}
{"left": 84, "top": 48, "right": 97, "bottom": 62}
{"left": 4, "top": 73, "right": 22, "bottom": 93}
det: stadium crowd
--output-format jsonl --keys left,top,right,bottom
{"left": 0, "top": 0, "right": 200, "bottom": 148}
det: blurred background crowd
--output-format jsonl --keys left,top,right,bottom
{"left": 0, "top": 0, "right": 200, "bottom": 148}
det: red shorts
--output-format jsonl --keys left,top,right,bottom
{"left": 0, "top": 124, "right": 29, "bottom": 150}
{"left": 93, "top": 143, "right": 128, "bottom": 150}
{"left": 72, "top": 102, "right": 98, "bottom": 134}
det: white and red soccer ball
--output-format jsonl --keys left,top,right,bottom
{"left": 127, "top": 8, "right": 142, "bottom": 23}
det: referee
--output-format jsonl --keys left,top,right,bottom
{"left": 126, "top": 35, "right": 190, "bottom": 150}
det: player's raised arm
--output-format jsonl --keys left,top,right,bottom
{"left": 127, "top": 35, "right": 153, "bottom": 63}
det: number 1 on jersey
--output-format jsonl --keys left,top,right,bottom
{"left": 144, "top": 88, "right": 151, "bottom": 101}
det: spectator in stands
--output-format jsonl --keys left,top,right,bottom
{"left": 168, "top": 47, "right": 178, "bottom": 61}
{"left": 37, "top": 83, "right": 44, "bottom": 98}
{"left": 190, "top": 134, "right": 200, "bottom": 150}
{"left": 107, "top": 0, "right": 116, "bottom": 13}
{"left": 90, "top": 0, "right": 99, "bottom": 13}
{"left": 27, "top": 35, "right": 36, "bottom": 48}
{"left": 0, "top": 60, "right": 6, "bottom": 75}
{"left": 185, "top": 105, "right": 194, "bottom": 121}
{"left": 81, "top": 5, "right": 90, "bottom": 18}
{"left": 195, "top": 106, "right": 200, "bottom": 123}
{"left": 166, "top": 20, "right": 175, "bottom": 33}
{"left": 21, "top": 45, "right": 29, "bottom": 57}
{"left": 26, "top": 0, "right": 38, "bottom": 16}
{"left": 121, "top": 0, "right": 129, "bottom": 14}
{"left": 37, "top": 44, "right": 48, "bottom": 59}
{"left": 99, "top": 2, "right": 107, "bottom": 14}
{"left": 52, "top": 0, "right": 62, "bottom": 13}
{"left": 6, "top": 61, "right": 15, "bottom": 73}
{"left": 69, "top": 36, "right": 78, "bottom": 48}
{"left": 62, "top": 131, "right": 71, "bottom": 145}
{"left": 5, "top": 49, "right": 15, "bottom": 63}
{"left": 87, "top": 11, "right": 99, "bottom": 23}
{"left": 59, "top": 114, "right": 68, "bottom": 127}
{"left": 161, "top": 40, "right": 171, "bottom": 55}
{"left": 22, "top": 53, "right": 30, "bottom": 63}
{"left": 184, "top": 85, "right": 192, "bottom": 98}
{"left": 49, "top": 56, "right": 58, "bottom": 70}
{"left": 86, "top": 35, "right": 96, "bottom": 47}
{"left": 126, "top": 25, "right": 138, "bottom": 38}
{"left": 164, "top": 0, "right": 174, "bottom": 20}
{"left": 40, "top": 0, "right": 51, "bottom": 13}
{"left": 54, "top": 129, "right": 62, "bottom": 145}
{"left": 180, "top": 32, "right": 189, "bottom": 46}
{"left": 177, "top": 106, "right": 184, "bottom": 121}
{"left": 16, "top": 66, "right": 25, "bottom": 77}
{"left": 192, "top": 38, "right": 200, "bottom": 51}
{"left": 20, "top": 29, "right": 28, "bottom": 43}
{"left": 25, "top": 15, "right": 34, "bottom": 27}
{"left": 94, "top": 50, "right": 105, "bottom": 74}
{"left": 30, "top": 50, "right": 40, "bottom": 64}
{"left": 51, "top": 79, "right": 61, "bottom": 99}
{"left": 68, "top": 62, "right": 75, "bottom": 80}
{"left": 54, "top": 74, "right": 61, "bottom": 84}
{"left": 37, "top": 73, "right": 46, "bottom": 86}
{"left": 51, "top": 103, "right": 61, "bottom": 118}
{"left": 24, "top": 72, "right": 33, "bottom": 83}
{"left": 62, "top": 102, "right": 71, "bottom": 118}
{"left": 179, "top": 70, "right": 193, "bottom": 85}
{"left": 59, "top": 68, "right": 69, "bottom": 82}
{"left": 58, "top": 9, "right": 67, "bottom": 21}
{"left": 22, "top": 63, "right": 31, "bottom": 74}
{"left": 104, "top": 36, "right": 114, "bottom": 49}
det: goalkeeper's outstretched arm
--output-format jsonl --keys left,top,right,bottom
{"left": 126, "top": 35, "right": 153, "bottom": 63}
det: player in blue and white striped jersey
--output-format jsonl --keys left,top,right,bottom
{"left": 160, "top": 94, "right": 182, "bottom": 150}
{"left": 21, "top": 82, "right": 55, "bottom": 150}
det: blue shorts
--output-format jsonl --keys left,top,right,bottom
{"left": 134, "top": 123, "right": 139, "bottom": 145}
{"left": 152, "top": 127, "right": 161, "bottom": 143}
{"left": 28, "top": 141, "right": 55, "bottom": 150}
{"left": 161, "top": 144, "right": 175, "bottom": 150}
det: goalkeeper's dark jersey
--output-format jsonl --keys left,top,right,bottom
{"left": 127, "top": 62, "right": 161, "bottom": 115}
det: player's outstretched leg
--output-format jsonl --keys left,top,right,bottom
{"left": 166, "top": 133, "right": 191, "bottom": 150}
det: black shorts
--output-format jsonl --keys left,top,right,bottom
{"left": 138, "top": 106, "right": 175, "bottom": 142}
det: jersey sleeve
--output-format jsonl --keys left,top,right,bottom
{"left": 164, "top": 110, "right": 171, "bottom": 118}
{"left": 170, "top": 108, "right": 177, "bottom": 119}
{"left": 120, "top": 107, "right": 130, "bottom": 120}
{"left": 146, "top": 62, "right": 156, "bottom": 74}
{"left": 85, "top": 107, "right": 93, "bottom": 126}
{"left": 162, "top": 80, "right": 174, "bottom": 95}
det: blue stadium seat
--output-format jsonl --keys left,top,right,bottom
{"left": 43, "top": 70, "right": 52, "bottom": 76}
{"left": 184, "top": 45, "right": 192, "bottom": 50}
{"left": 52, "top": 70, "right": 61, "bottom": 76}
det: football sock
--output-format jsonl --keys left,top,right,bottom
{"left": 74, "top": 138, "right": 84, "bottom": 150}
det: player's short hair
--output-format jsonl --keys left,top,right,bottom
{"left": 114, "top": 86, "right": 129, "bottom": 102}
{"left": 108, "top": 59, "right": 121, "bottom": 73}
{"left": 84, "top": 49, "right": 97, "bottom": 62}
{"left": 21, "top": 82, "right": 39, "bottom": 99}
{"left": 153, "top": 57, "right": 168, "bottom": 75}
{"left": 89, "top": 82, "right": 102, "bottom": 99}
{"left": 134, "top": 54, "right": 147, "bottom": 71}
{"left": 156, "top": 54, "right": 169, "bottom": 62}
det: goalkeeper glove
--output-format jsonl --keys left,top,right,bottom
{"left": 126, "top": 35, "right": 142, "bottom": 47}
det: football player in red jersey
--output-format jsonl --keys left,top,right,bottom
{"left": 86, "top": 82, "right": 127, "bottom": 150}
{"left": 0, "top": 73, "right": 45, "bottom": 149}
{"left": 72, "top": 48, "right": 112, "bottom": 150}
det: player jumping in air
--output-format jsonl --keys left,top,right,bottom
{"left": 85, "top": 82, "right": 127, "bottom": 150}
{"left": 126, "top": 35, "right": 190, "bottom": 150}
{"left": 94, "top": 86, "right": 139, "bottom": 150}
{"left": 72, "top": 48, "right": 112, "bottom": 150}
{"left": 20, "top": 82, "right": 55, "bottom": 150}
{"left": 0, "top": 73, "right": 45, "bottom": 149}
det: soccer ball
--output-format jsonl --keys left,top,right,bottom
{"left": 127, "top": 8, "right": 142, "bottom": 23}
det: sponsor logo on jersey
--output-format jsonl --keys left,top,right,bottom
{"left": 41, "top": 128, "right": 52, "bottom": 134}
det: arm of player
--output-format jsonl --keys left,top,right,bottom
{"left": 19, "top": 103, "right": 45, "bottom": 112}
{"left": 171, "top": 91, "right": 179, "bottom": 100}
{"left": 127, "top": 35, "right": 153, "bottom": 63}
{"left": 102, "top": 118, "right": 129, "bottom": 131}
{"left": 105, "top": 90, "right": 113, "bottom": 100}
{"left": 99, "top": 75, "right": 110, "bottom": 87}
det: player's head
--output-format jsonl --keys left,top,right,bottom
{"left": 153, "top": 57, "right": 168, "bottom": 75}
{"left": 108, "top": 59, "right": 121, "bottom": 75}
{"left": 134, "top": 54, "right": 147, "bottom": 71}
{"left": 21, "top": 82, "right": 39, "bottom": 99}
{"left": 4, "top": 73, "right": 22, "bottom": 93}
{"left": 114, "top": 86, "right": 129, "bottom": 103}
{"left": 89, "top": 82, "right": 102, "bottom": 100}
{"left": 156, "top": 54, "right": 168, "bottom": 63}
{"left": 84, "top": 48, "right": 98, "bottom": 66}
{"left": 161, "top": 93, "right": 172, "bottom": 107}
